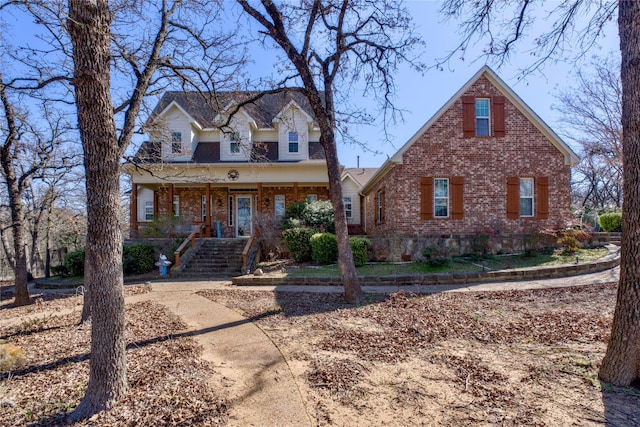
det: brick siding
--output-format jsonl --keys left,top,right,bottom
{"left": 365, "top": 76, "right": 572, "bottom": 237}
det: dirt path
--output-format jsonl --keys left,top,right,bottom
{"left": 127, "top": 281, "right": 312, "bottom": 427}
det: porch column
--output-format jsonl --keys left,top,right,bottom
{"left": 257, "top": 183, "right": 263, "bottom": 214}
{"left": 168, "top": 184, "right": 174, "bottom": 216}
{"left": 293, "top": 182, "right": 299, "bottom": 202}
{"left": 153, "top": 189, "right": 159, "bottom": 220}
{"left": 130, "top": 184, "right": 138, "bottom": 237}
{"left": 205, "top": 183, "right": 211, "bottom": 237}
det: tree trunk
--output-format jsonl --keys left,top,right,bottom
{"left": 68, "top": 0, "right": 127, "bottom": 418}
{"left": 320, "top": 127, "right": 363, "bottom": 304}
{"left": 6, "top": 180, "right": 29, "bottom": 306}
{"left": 599, "top": 0, "right": 640, "bottom": 386}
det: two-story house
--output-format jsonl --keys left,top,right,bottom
{"left": 124, "top": 91, "right": 331, "bottom": 238}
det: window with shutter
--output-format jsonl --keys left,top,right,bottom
{"left": 420, "top": 177, "right": 433, "bottom": 220}
{"left": 450, "top": 176, "right": 464, "bottom": 219}
{"left": 493, "top": 96, "right": 505, "bottom": 137}
{"left": 506, "top": 177, "right": 520, "bottom": 219}
{"left": 536, "top": 177, "right": 549, "bottom": 219}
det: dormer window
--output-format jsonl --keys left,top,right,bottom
{"left": 288, "top": 131, "right": 299, "bottom": 153}
{"left": 171, "top": 132, "right": 182, "bottom": 154}
{"left": 230, "top": 132, "right": 241, "bottom": 153}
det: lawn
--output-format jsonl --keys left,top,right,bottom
{"left": 283, "top": 247, "right": 609, "bottom": 277}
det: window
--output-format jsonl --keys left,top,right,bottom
{"left": 171, "top": 132, "right": 182, "bottom": 154}
{"left": 288, "top": 131, "right": 299, "bottom": 153}
{"left": 230, "top": 132, "right": 241, "bottom": 153}
{"left": 172, "top": 195, "right": 180, "bottom": 217}
{"left": 228, "top": 196, "right": 234, "bottom": 226}
{"left": 475, "top": 98, "right": 490, "bottom": 136}
{"left": 144, "top": 201, "right": 153, "bottom": 221}
{"left": 434, "top": 178, "right": 449, "bottom": 217}
{"left": 202, "top": 195, "right": 208, "bottom": 221}
{"left": 343, "top": 196, "right": 352, "bottom": 219}
{"left": 275, "top": 195, "right": 285, "bottom": 222}
{"left": 376, "top": 189, "right": 385, "bottom": 224}
{"left": 519, "top": 178, "right": 534, "bottom": 217}
{"left": 307, "top": 194, "right": 317, "bottom": 202}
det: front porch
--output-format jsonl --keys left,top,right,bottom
{"left": 129, "top": 182, "right": 330, "bottom": 238}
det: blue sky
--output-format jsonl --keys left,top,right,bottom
{"left": 338, "top": 1, "right": 620, "bottom": 168}
{"left": 2, "top": 1, "right": 620, "bottom": 170}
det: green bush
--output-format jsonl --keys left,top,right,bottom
{"left": 123, "top": 243, "right": 156, "bottom": 275}
{"left": 423, "top": 245, "right": 451, "bottom": 267}
{"left": 310, "top": 233, "right": 338, "bottom": 264}
{"left": 282, "top": 227, "right": 315, "bottom": 263}
{"left": 50, "top": 265, "right": 68, "bottom": 277}
{"left": 302, "top": 200, "right": 335, "bottom": 233}
{"left": 64, "top": 249, "right": 85, "bottom": 277}
{"left": 349, "top": 237, "right": 371, "bottom": 267}
{"left": 599, "top": 212, "right": 622, "bottom": 233}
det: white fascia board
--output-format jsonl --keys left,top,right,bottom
{"left": 214, "top": 103, "right": 257, "bottom": 129}
{"left": 272, "top": 100, "right": 314, "bottom": 124}
{"left": 390, "top": 65, "right": 579, "bottom": 166}
{"left": 157, "top": 100, "right": 202, "bottom": 131}
{"left": 360, "top": 160, "right": 396, "bottom": 195}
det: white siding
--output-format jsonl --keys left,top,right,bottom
{"left": 277, "top": 106, "right": 309, "bottom": 161}
{"left": 220, "top": 114, "right": 252, "bottom": 161}
{"left": 137, "top": 187, "right": 155, "bottom": 222}
{"left": 341, "top": 176, "right": 361, "bottom": 225}
{"left": 158, "top": 107, "right": 193, "bottom": 161}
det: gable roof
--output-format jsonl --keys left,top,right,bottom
{"left": 146, "top": 90, "right": 318, "bottom": 130}
{"left": 342, "top": 168, "right": 378, "bottom": 189}
{"left": 362, "top": 66, "right": 579, "bottom": 194}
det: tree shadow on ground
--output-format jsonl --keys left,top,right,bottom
{"left": 601, "top": 385, "right": 640, "bottom": 426}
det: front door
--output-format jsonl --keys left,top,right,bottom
{"left": 236, "top": 196, "right": 252, "bottom": 237}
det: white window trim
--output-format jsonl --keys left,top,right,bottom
{"left": 520, "top": 177, "right": 534, "bottom": 217}
{"left": 343, "top": 196, "right": 352, "bottom": 219}
{"left": 275, "top": 194, "right": 285, "bottom": 221}
{"left": 475, "top": 98, "right": 491, "bottom": 137}
{"left": 376, "top": 190, "right": 383, "bottom": 223}
{"left": 288, "top": 131, "right": 299, "bottom": 153}
{"left": 172, "top": 195, "right": 180, "bottom": 217}
{"left": 171, "top": 131, "right": 182, "bottom": 154}
{"left": 144, "top": 200, "right": 154, "bottom": 221}
{"left": 434, "top": 178, "right": 449, "bottom": 218}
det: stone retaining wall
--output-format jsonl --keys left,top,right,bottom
{"left": 232, "top": 244, "right": 620, "bottom": 287}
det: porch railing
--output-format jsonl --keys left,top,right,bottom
{"left": 173, "top": 224, "right": 205, "bottom": 268}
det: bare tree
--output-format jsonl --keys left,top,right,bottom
{"left": 236, "top": 0, "right": 423, "bottom": 304}
{"left": 556, "top": 55, "right": 622, "bottom": 211}
{"left": 0, "top": 75, "right": 75, "bottom": 306}
{"left": 440, "top": 0, "right": 639, "bottom": 387}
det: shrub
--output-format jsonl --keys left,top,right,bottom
{"left": 64, "top": 249, "right": 85, "bottom": 277}
{"left": 423, "top": 245, "right": 451, "bottom": 267}
{"left": 310, "top": 233, "right": 338, "bottom": 264}
{"left": 302, "top": 200, "right": 335, "bottom": 233}
{"left": 284, "top": 201, "right": 308, "bottom": 224}
{"left": 599, "top": 212, "right": 622, "bottom": 233}
{"left": 349, "top": 237, "right": 371, "bottom": 267}
{"left": 123, "top": 243, "right": 156, "bottom": 275}
{"left": 557, "top": 228, "right": 591, "bottom": 255}
{"left": 0, "top": 342, "right": 26, "bottom": 372}
{"left": 282, "top": 227, "right": 315, "bottom": 263}
{"left": 50, "top": 265, "right": 68, "bottom": 277}
{"left": 523, "top": 231, "right": 556, "bottom": 257}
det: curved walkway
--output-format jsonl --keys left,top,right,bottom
{"left": 16, "top": 265, "right": 621, "bottom": 426}
{"left": 127, "top": 281, "right": 312, "bottom": 427}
